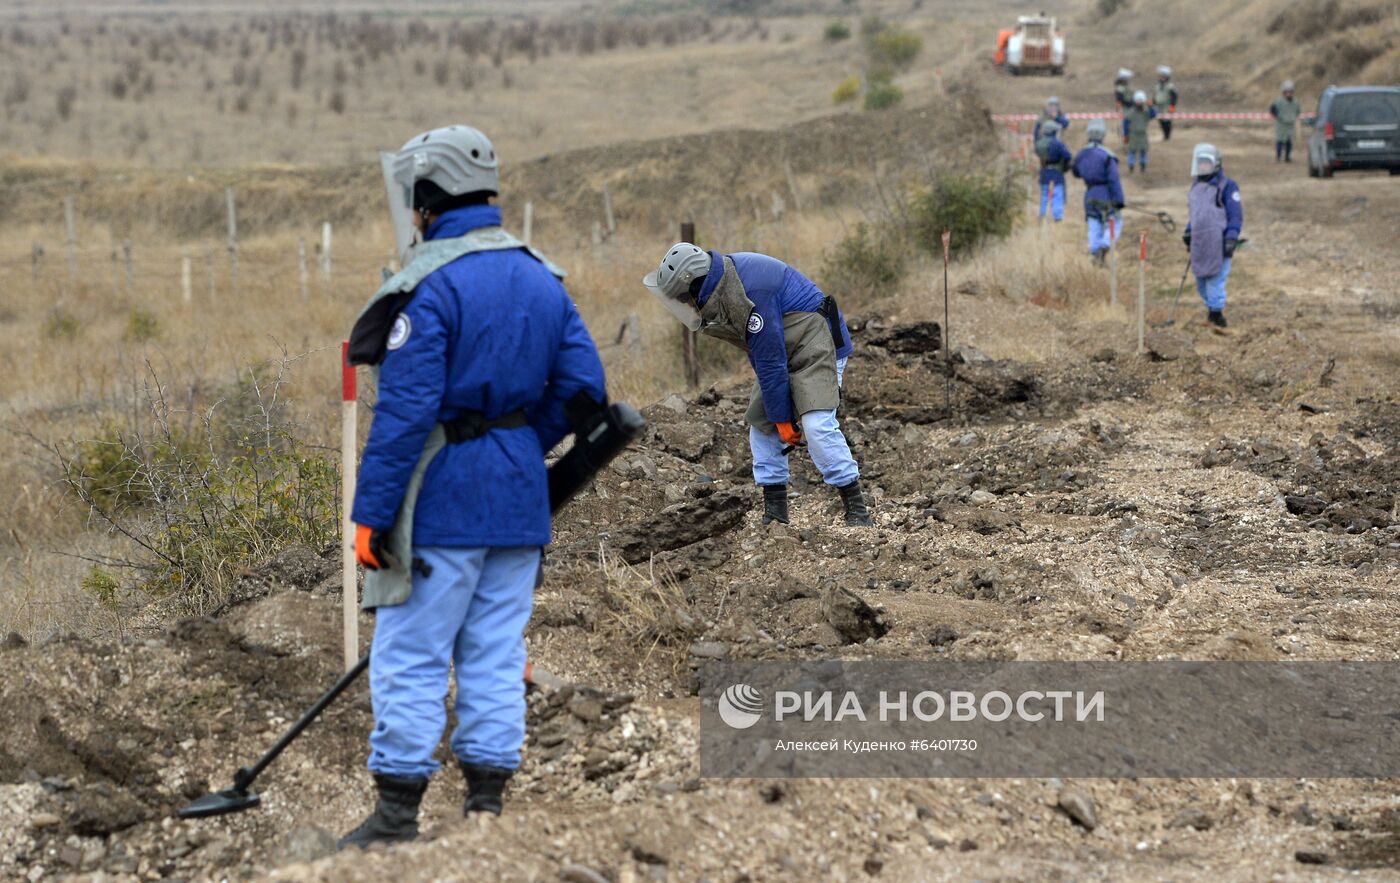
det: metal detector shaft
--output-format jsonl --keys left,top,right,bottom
{"left": 234, "top": 653, "right": 368, "bottom": 792}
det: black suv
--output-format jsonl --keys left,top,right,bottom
{"left": 1307, "top": 86, "right": 1400, "bottom": 177}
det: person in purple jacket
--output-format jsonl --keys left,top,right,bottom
{"left": 1182, "top": 143, "right": 1243, "bottom": 328}
{"left": 642, "top": 244, "right": 873, "bottom": 527}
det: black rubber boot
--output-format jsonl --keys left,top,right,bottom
{"left": 837, "top": 480, "right": 873, "bottom": 527}
{"left": 337, "top": 773, "right": 428, "bottom": 850}
{"left": 1208, "top": 310, "right": 1228, "bottom": 328}
{"left": 460, "top": 761, "right": 513, "bottom": 816}
{"left": 761, "top": 484, "right": 789, "bottom": 525}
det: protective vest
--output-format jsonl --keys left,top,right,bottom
{"left": 696, "top": 257, "right": 841, "bottom": 430}
{"left": 1188, "top": 179, "right": 1228, "bottom": 279}
{"left": 347, "top": 228, "right": 564, "bottom": 609}
{"left": 1124, "top": 106, "right": 1153, "bottom": 151}
{"left": 1155, "top": 81, "right": 1177, "bottom": 110}
{"left": 1271, "top": 97, "right": 1301, "bottom": 140}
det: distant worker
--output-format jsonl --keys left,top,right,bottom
{"left": 1035, "top": 120, "right": 1072, "bottom": 222}
{"left": 641, "top": 244, "right": 873, "bottom": 528}
{"left": 340, "top": 124, "right": 608, "bottom": 848}
{"left": 1269, "top": 80, "right": 1302, "bottom": 163}
{"left": 1182, "top": 143, "right": 1243, "bottom": 329}
{"left": 1114, "top": 69, "right": 1133, "bottom": 109}
{"left": 1154, "top": 66, "right": 1179, "bottom": 140}
{"left": 1122, "top": 90, "right": 1157, "bottom": 173}
{"left": 1033, "top": 96, "right": 1069, "bottom": 140}
{"left": 1071, "top": 118, "right": 1124, "bottom": 266}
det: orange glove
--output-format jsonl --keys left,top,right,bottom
{"left": 355, "top": 523, "right": 387, "bottom": 570}
{"left": 776, "top": 421, "right": 802, "bottom": 446}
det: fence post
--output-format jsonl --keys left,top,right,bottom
{"left": 321, "top": 222, "right": 333, "bottom": 282}
{"left": 1108, "top": 215, "right": 1118, "bottom": 307}
{"left": 109, "top": 239, "right": 119, "bottom": 296}
{"left": 298, "top": 237, "right": 309, "bottom": 299}
{"left": 1136, "top": 232, "right": 1147, "bottom": 355}
{"left": 602, "top": 183, "right": 615, "bottom": 236}
{"left": 206, "top": 248, "right": 216, "bottom": 300}
{"left": 122, "top": 240, "right": 133, "bottom": 292}
{"left": 783, "top": 158, "right": 802, "bottom": 213}
{"left": 340, "top": 341, "right": 359, "bottom": 673}
{"left": 63, "top": 197, "right": 77, "bottom": 284}
{"left": 680, "top": 220, "right": 699, "bottom": 389}
{"left": 226, "top": 187, "right": 238, "bottom": 294}
{"left": 30, "top": 242, "right": 42, "bottom": 285}
{"left": 522, "top": 201, "right": 533, "bottom": 246}
{"left": 181, "top": 252, "right": 192, "bottom": 306}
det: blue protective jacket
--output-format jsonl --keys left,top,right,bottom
{"left": 695, "top": 250, "right": 853, "bottom": 425}
{"left": 1071, "top": 144, "right": 1125, "bottom": 220}
{"left": 1038, "top": 137, "right": 1073, "bottom": 187}
{"left": 351, "top": 204, "right": 607, "bottom": 547}
{"left": 1033, "top": 112, "right": 1070, "bottom": 140}
{"left": 1183, "top": 169, "right": 1244, "bottom": 242}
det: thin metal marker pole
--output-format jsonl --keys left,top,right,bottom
{"left": 942, "top": 229, "right": 952, "bottom": 419}
{"left": 1137, "top": 232, "right": 1148, "bottom": 354}
{"left": 1108, "top": 215, "right": 1119, "bottom": 307}
{"left": 340, "top": 341, "right": 358, "bottom": 672}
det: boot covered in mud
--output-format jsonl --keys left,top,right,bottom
{"left": 460, "top": 761, "right": 513, "bottom": 816}
{"left": 837, "top": 480, "right": 873, "bottom": 527}
{"left": 761, "top": 484, "right": 789, "bottom": 525}
{"left": 338, "top": 773, "right": 428, "bottom": 850}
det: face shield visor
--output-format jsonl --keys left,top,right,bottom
{"left": 642, "top": 271, "right": 703, "bottom": 331}
{"left": 382, "top": 150, "right": 420, "bottom": 265}
{"left": 642, "top": 243, "right": 710, "bottom": 332}
{"left": 1191, "top": 144, "right": 1220, "bottom": 178}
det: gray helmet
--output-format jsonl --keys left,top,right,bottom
{"left": 1191, "top": 142, "right": 1221, "bottom": 177}
{"left": 391, "top": 125, "right": 499, "bottom": 206}
{"left": 1281, "top": 79, "right": 1295, "bottom": 92}
{"left": 1086, "top": 118, "right": 1107, "bottom": 142}
{"left": 1046, "top": 95, "right": 1061, "bottom": 110}
{"left": 1041, "top": 120, "right": 1062, "bottom": 137}
{"left": 1116, "top": 68, "right": 1133, "bottom": 82}
{"left": 1133, "top": 89, "right": 1148, "bottom": 104}
{"left": 642, "top": 242, "right": 710, "bottom": 331}
{"left": 1157, "top": 65, "right": 1172, "bottom": 78}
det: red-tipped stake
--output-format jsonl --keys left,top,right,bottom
{"left": 340, "top": 341, "right": 358, "bottom": 673}
{"left": 1136, "top": 232, "right": 1148, "bottom": 355}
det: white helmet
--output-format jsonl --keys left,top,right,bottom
{"left": 384, "top": 125, "right": 499, "bottom": 258}
{"left": 1133, "top": 90, "right": 1148, "bottom": 104}
{"left": 1157, "top": 65, "right": 1172, "bottom": 78}
{"left": 642, "top": 242, "right": 710, "bottom": 331}
{"left": 1086, "top": 118, "right": 1107, "bottom": 142}
{"left": 1191, "top": 143, "right": 1221, "bottom": 177}
{"left": 1046, "top": 95, "right": 1061, "bottom": 110}
{"left": 1282, "top": 79, "right": 1295, "bottom": 92}
{"left": 1116, "top": 68, "right": 1133, "bottom": 81}
{"left": 1040, "top": 120, "right": 1062, "bottom": 137}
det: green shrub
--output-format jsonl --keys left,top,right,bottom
{"left": 57, "top": 359, "right": 341, "bottom": 613}
{"left": 822, "top": 222, "right": 907, "bottom": 298}
{"left": 123, "top": 308, "right": 160, "bottom": 343}
{"left": 860, "top": 15, "right": 886, "bottom": 37}
{"left": 832, "top": 74, "right": 861, "bottom": 104}
{"left": 864, "top": 79, "right": 903, "bottom": 110}
{"left": 824, "top": 20, "right": 852, "bottom": 41}
{"left": 907, "top": 172, "right": 1020, "bottom": 258}
{"left": 81, "top": 568, "right": 121, "bottom": 609}
{"left": 43, "top": 307, "right": 81, "bottom": 340}
{"left": 869, "top": 27, "right": 923, "bottom": 70}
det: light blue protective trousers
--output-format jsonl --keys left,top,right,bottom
{"left": 368, "top": 544, "right": 540, "bottom": 778}
{"left": 750, "top": 357, "right": 859, "bottom": 487}
{"left": 1087, "top": 214, "right": 1122, "bottom": 255}
{"left": 1194, "top": 256, "right": 1232, "bottom": 311}
{"left": 1039, "top": 182, "right": 1065, "bottom": 221}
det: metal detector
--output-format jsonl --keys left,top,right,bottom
{"left": 178, "top": 402, "right": 647, "bottom": 820}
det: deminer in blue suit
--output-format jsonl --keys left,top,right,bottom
{"left": 1033, "top": 96, "right": 1070, "bottom": 141}
{"left": 1071, "top": 118, "right": 1125, "bottom": 266}
{"left": 642, "top": 244, "right": 873, "bottom": 527}
{"left": 1035, "top": 119, "right": 1072, "bottom": 222}
{"left": 339, "top": 125, "right": 607, "bottom": 849}
{"left": 1182, "top": 143, "right": 1243, "bottom": 329}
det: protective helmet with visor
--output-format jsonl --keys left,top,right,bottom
{"left": 1191, "top": 143, "right": 1222, "bottom": 178}
{"left": 642, "top": 243, "right": 711, "bottom": 331}
{"left": 381, "top": 125, "right": 500, "bottom": 262}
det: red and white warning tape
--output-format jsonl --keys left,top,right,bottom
{"left": 992, "top": 111, "right": 1315, "bottom": 123}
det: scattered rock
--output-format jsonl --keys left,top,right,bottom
{"left": 611, "top": 490, "right": 748, "bottom": 563}
{"left": 2, "top": 632, "right": 27, "bottom": 650}
{"left": 1057, "top": 786, "right": 1097, "bottom": 831}
{"left": 626, "top": 828, "right": 671, "bottom": 865}
{"left": 1294, "top": 850, "right": 1329, "bottom": 865}
{"left": 62, "top": 783, "right": 150, "bottom": 836}
{"left": 654, "top": 422, "right": 716, "bottom": 462}
{"left": 927, "top": 625, "right": 959, "bottom": 648}
{"left": 967, "top": 489, "right": 998, "bottom": 506}
{"left": 560, "top": 865, "right": 611, "bottom": 883}
{"left": 822, "top": 586, "right": 890, "bottom": 644}
{"left": 1090, "top": 347, "right": 1116, "bottom": 363}
{"left": 1285, "top": 495, "right": 1327, "bottom": 516}
{"left": 687, "top": 641, "right": 729, "bottom": 660}
{"left": 1143, "top": 332, "right": 1193, "bottom": 362}
{"left": 1291, "top": 803, "right": 1320, "bottom": 826}
{"left": 30, "top": 812, "right": 61, "bottom": 829}
{"left": 865, "top": 321, "right": 942, "bottom": 354}
{"left": 1168, "top": 808, "right": 1213, "bottom": 831}
{"left": 657, "top": 393, "right": 688, "bottom": 415}
{"left": 277, "top": 826, "right": 337, "bottom": 864}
